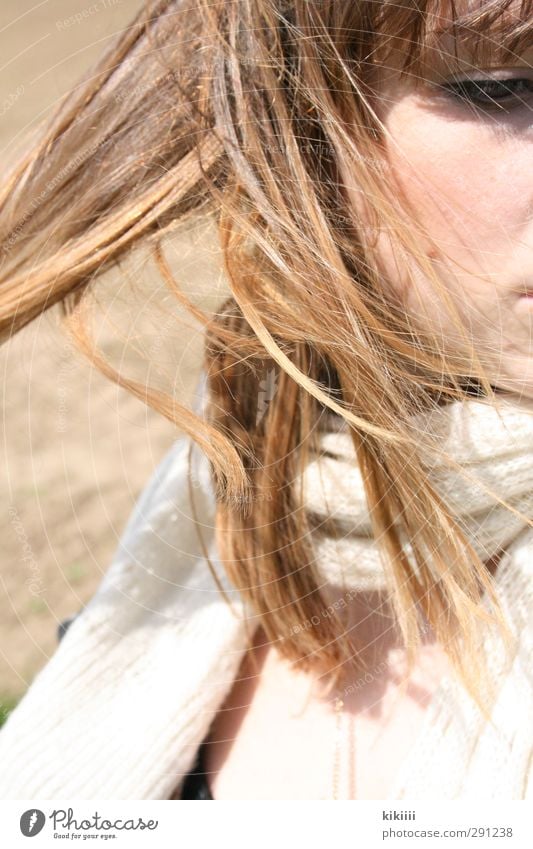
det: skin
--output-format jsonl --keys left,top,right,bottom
{"left": 369, "top": 22, "right": 533, "bottom": 396}
{"left": 203, "top": 3, "right": 531, "bottom": 798}
{"left": 340, "top": 0, "right": 533, "bottom": 675}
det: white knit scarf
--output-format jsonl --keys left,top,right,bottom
{"left": 299, "top": 394, "right": 533, "bottom": 593}
{"left": 0, "top": 387, "right": 531, "bottom": 799}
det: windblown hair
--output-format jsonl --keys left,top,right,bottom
{"left": 1, "top": 0, "right": 532, "bottom": 720}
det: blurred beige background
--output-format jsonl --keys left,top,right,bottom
{"left": 0, "top": 0, "right": 228, "bottom": 716}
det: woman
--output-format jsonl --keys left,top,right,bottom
{"left": 0, "top": 0, "right": 532, "bottom": 800}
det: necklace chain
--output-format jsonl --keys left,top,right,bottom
{"left": 332, "top": 694, "right": 356, "bottom": 799}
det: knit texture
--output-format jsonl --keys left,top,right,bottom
{"left": 0, "top": 385, "right": 531, "bottom": 799}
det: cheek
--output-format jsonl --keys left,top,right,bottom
{"left": 371, "top": 106, "right": 533, "bottom": 337}
{"left": 383, "top": 107, "right": 531, "bottom": 261}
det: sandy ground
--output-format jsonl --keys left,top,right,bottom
{"left": 0, "top": 1, "right": 228, "bottom": 713}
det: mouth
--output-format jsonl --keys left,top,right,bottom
{"left": 515, "top": 285, "right": 533, "bottom": 298}
{"left": 513, "top": 285, "right": 533, "bottom": 314}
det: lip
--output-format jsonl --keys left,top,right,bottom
{"left": 515, "top": 286, "right": 533, "bottom": 298}
{"left": 513, "top": 290, "right": 533, "bottom": 315}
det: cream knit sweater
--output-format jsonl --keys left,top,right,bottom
{"left": 0, "top": 381, "right": 531, "bottom": 800}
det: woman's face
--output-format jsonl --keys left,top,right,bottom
{"left": 370, "top": 6, "right": 533, "bottom": 397}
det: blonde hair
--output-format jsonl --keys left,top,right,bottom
{"left": 1, "top": 0, "right": 531, "bottom": 720}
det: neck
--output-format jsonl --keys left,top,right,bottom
{"left": 319, "top": 545, "right": 504, "bottom": 675}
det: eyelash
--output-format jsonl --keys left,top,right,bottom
{"left": 438, "top": 76, "right": 533, "bottom": 109}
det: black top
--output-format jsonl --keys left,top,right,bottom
{"left": 179, "top": 741, "right": 214, "bottom": 800}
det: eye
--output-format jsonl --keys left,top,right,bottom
{"left": 437, "top": 75, "right": 533, "bottom": 110}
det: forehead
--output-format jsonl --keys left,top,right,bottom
{"left": 372, "top": 0, "right": 533, "bottom": 84}
{"left": 425, "top": 0, "right": 533, "bottom": 63}
{"left": 430, "top": 0, "right": 528, "bottom": 29}
{"left": 366, "top": 0, "right": 533, "bottom": 116}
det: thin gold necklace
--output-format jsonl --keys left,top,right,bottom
{"left": 331, "top": 692, "right": 356, "bottom": 799}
